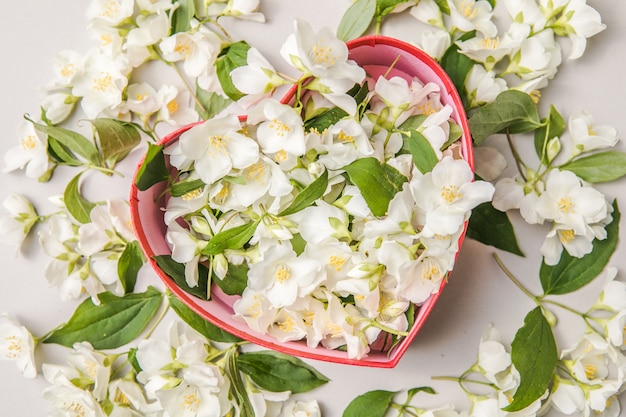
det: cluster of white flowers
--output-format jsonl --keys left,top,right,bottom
{"left": 160, "top": 19, "right": 494, "bottom": 359}
{"left": 412, "top": 0, "right": 605, "bottom": 106}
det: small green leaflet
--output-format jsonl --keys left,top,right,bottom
{"left": 540, "top": 200, "right": 619, "bottom": 295}
{"left": 28, "top": 117, "right": 102, "bottom": 167}
{"left": 168, "top": 294, "right": 242, "bottom": 343}
{"left": 376, "top": 0, "right": 412, "bottom": 18}
{"left": 64, "top": 172, "right": 97, "bottom": 224}
{"left": 48, "top": 136, "right": 82, "bottom": 166}
{"left": 91, "top": 118, "right": 141, "bottom": 165}
{"left": 43, "top": 287, "right": 163, "bottom": 349}
{"left": 236, "top": 350, "right": 330, "bottom": 394}
{"left": 228, "top": 350, "right": 254, "bottom": 416}
{"left": 504, "top": 307, "right": 557, "bottom": 412}
{"left": 468, "top": 90, "right": 543, "bottom": 144}
{"left": 560, "top": 151, "right": 626, "bottom": 183}
{"left": 343, "top": 157, "right": 407, "bottom": 217}
{"left": 134, "top": 143, "right": 170, "bottom": 191}
{"left": 195, "top": 87, "right": 232, "bottom": 120}
{"left": 534, "top": 105, "right": 564, "bottom": 163}
{"left": 467, "top": 202, "right": 524, "bottom": 256}
{"left": 216, "top": 41, "right": 250, "bottom": 101}
{"left": 202, "top": 220, "right": 260, "bottom": 256}
{"left": 440, "top": 45, "right": 474, "bottom": 106}
{"left": 337, "top": 0, "right": 376, "bottom": 41}
{"left": 212, "top": 262, "right": 249, "bottom": 296}
{"left": 170, "top": 0, "right": 195, "bottom": 33}
{"left": 433, "top": 0, "right": 451, "bottom": 14}
{"left": 170, "top": 179, "right": 205, "bottom": 198}
{"left": 304, "top": 83, "right": 369, "bottom": 132}
{"left": 153, "top": 255, "right": 210, "bottom": 300}
{"left": 278, "top": 170, "right": 329, "bottom": 216}
{"left": 342, "top": 389, "right": 397, "bottom": 417}
{"left": 117, "top": 240, "right": 145, "bottom": 294}
{"left": 406, "top": 130, "right": 438, "bottom": 174}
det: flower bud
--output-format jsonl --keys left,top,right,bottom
{"left": 546, "top": 136, "right": 562, "bottom": 162}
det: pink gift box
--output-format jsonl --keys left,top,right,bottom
{"left": 130, "top": 35, "right": 473, "bottom": 368}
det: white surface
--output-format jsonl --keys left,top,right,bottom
{"left": 0, "top": 1, "right": 625, "bottom": 415}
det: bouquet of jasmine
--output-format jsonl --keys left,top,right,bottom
{"left": 136, "top": 20, "right": 495, "bottom": 359}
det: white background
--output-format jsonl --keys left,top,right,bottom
{"left": 0, "top": 1, "right": 625, "bottom": 415}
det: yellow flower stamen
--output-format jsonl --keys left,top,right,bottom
{"left": 277, "top": 316, "right": 295, "bottom": 332}
{"left": 92, "top": 72, "right": 114, "bottom": 92}
{"left": 584, "top": 363, "right": 596, "bottom": 380}
{"left": 329, "top": 255, "right": 347, "bottom": 272}
{"left": 337, "top": 131, "right": 354, "bottom": 143}
{"left": 275, "top": 265, "right": 291, "bottom": 283}
{"left": 312, "top": 43, "right": 337, "bottom": 65}
{"left": 100, "top": 0, "right": 119, "bottom": 18}
{"left": 269, "top": 119, "right": 291, "bottom": 137}
{"left": 274, "top": 150, "right": 288, "bottom": 162}
{"left": 559, "top": 229, "right": 576, "bottom": 244}
{"left": 440, "top": 185, "right": 462, "bottom": 204}
{"left": 558, "top": 197, "right": 574, "bottom": 213}
{"left": 480, "top": 37, "right": 500, "bottom": 49}
{"left": 4, "top": 335, "right": 22, "bottom": 359}
{"left": 20, "top": 136, "right": 37, "bottom": 151}
{"left": 244, "top": 162, "right": 266, "bottom": 185}
{"left": 529, "top": 90, "right": 541, "bottom": 104}
{"left": 208, "top": 135, "right": 230, "bottom": 157}
{"left": 416, "top": 101, "right": 440, "bottom": 115}
{"left": 460, "top": 0, "right": 479, "bottom": 19}
{"left": 181, "top": 392, "right": 201, "bottom": 412}
{"left": 182, "top": 188, "right": 202, "bottom": 201}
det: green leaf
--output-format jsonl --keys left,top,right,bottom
{"left": 304, "top": 83, "right": 368, "bottom": 132}
{"left": 406, "top": 130, "right": 439, "bottom": 174}
{"left": 64, "top": 173, "right": 97, "bottom": 224}
{"left": 534, "top": 105, "right": 564, "bottom": 163}
{"left": 153, "top": 255, "right": 209, "bottom": 300}
{"left": 212, "top": 263, "right": 249, "bottom": 296}
{"left": 29, "top": 118, "right": 102, "bottom": 166}
{"left": 134, "top": 143, "right": 170, "bottom": 191}
{"left": 195, "top": 88, "right": 232, "bottom": 120}
{"left": 168, "top": 294, "right": 242, "bottom": 343}
{"left": 118, "top": 241, "right": 145, "bottom": 294}
{"left": 406, "top": 386, "right": 436, "bottom": 402}
{"left": 337, "top": 0, "right": 376, "bottom": 41}
{"left": 343, "top": 157, "right": 407, "bottom": 217}
{"left": 468, "top": 90, "right": 543, "bottom": 144}
{"left": 170, "top": 0, "right": 195, "bottom": 33}
{"left": 560, "top": 151, "right": 626, "bottom": 183}
{"left": 504, "top": 307, "right": 557, "bottom": 412}
{"left": 467, "top": 202, "right": 524, "bottom": 256}
{"left": 279, "top": 170, "right": 329, "bottom": 216}
{"left": 47, "top": 137, "right": 82, "bottom": 166}
{"left": 540, "top": 200, "right": 619, "bottom": 295}
{"left": 440, "top": 45, "right": 474, "bottom": 104}
{"left": 91, "top": 119, "right": 142, "bottom": 165}
{"left": 216, "top": 41, "right": 250, "bottom": 101}
{"left": 433, "top": 0, "right": 451, "bottom": 14}
{"left": 170, "top": 179, "right": 206, "bottom": 198}
{"left": 237, "top": 350, "right": 330, "bottom": 394}
{"left": 202, "top": 220, "right": 260, "bottom": 256}
{"left": 44, "top": 287, "right": 163, "bottom": 349}
{"left": 342, "top": 389, "right": 397, "bottom": 417}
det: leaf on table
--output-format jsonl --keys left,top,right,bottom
{"left": 342, "top": 389, "right": 397, "bottom": 417}
{"left": 504, "top": 307, "right": 557, "bottom": 412}
{"left": 237, "top": 350, "right": 330, "bottom": 394}
{"left": 466, "top": 202, "right": 524, "bottom": 256}
{"left": 43, "top": 287, "right": 163, "bottom": 349}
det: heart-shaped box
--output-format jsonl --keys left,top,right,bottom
{"left": 130, "top": 35, "right": 473, "bottom": 368}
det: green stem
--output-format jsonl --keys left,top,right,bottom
{"left": 492, "top": 253, "right": 540, "bottom": 305}
{"left": 505, "top": 129, "right": 528, "bottom": 181}
{"left": 143, "top": 293, "right": 170, "bottom": 339}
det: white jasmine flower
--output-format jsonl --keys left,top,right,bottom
{"left": 125, "top": 11, "right": 169, "bottom": 50}
{"left": 535, "top": 169, "right": 608, "bottom": 234}
{"left": 220, "top": 0, "right": 265, "bottom": 22}
{"left": 0, "top": 314, "right": 37, "bottom": 378}
{"left": 503, "top": 0, "right": 546, "bottom": 31}
{"left": 78, "top": 200, "right": 134, "bottom": 256}
{"left": 363, "top": 184, "right": 416, "bottom": 242}
{"left": 473, "top": 146, "right": 507, "bottom": 181}
{"left": 86, "top": 0, "right": 135, "bottom": 27}
{"left": 595, "top": 268, "right": 626, "bottom": 312}
{"left": 506, "top": 29, "right": 562, "bottom": 82}
{"left": 231, "top": 47, "right": 287, "bottom": 107}
{"left": 281, "top": 399, "right": 321, "bottom": 417}
{"left": 568, "top": 110, "right": 618, "bottom": 156}
{"left": 46, "top": 49, "right": 85, "bottom": 90}
{"left": 457, "top": 23, "right": 527, "bottom": 71}
{"left": 3, "top": 120, "right": 49, "bottom": 179}
{"left": 267, "top": 309, "right": 308, "bottom": 342}
{"left": 410, "top": 156, "right": 495, "bottom": 237}
{"left": 410, "top": 0, "right": 445, "bottom": 29}
{"left": 464, "top": 65, "right": 508, "bottom": 108}
{"left": 476, "top": 325, "right": 516, "bottom": 390}
{"left": 550, "top": 377, "right": 586, "bottom": 415}
{"left": 318, "top": 118, "right": 374, "bottom": 170}
{"left": 292, "top": 200, "right": 351, "bottom": 244}
{"left": 159, "top": 29, "right": 221, "bottom": 78}
{"left": 248, "top": 98, "right": 307, "bottom": 157}
{"left": 280, "top": 19, "right": 365, "bottom": 114}
{"left": 178, "top": 114, "right": 259, "bottom": 185}
{"left": 449, "top": 0, "right": 498, "bottom": 38}
{"left": 418, "top": 29, "right": 451, "bottom": 60}
{"left": 41, "top": 92, "right": 77, "bottom": 124}
{"left": 247, "top": 244, "right": 325, "bottom": 308}
{"left": 166, "top": 221, "right": 207, "bottom": 287}
{"left": 553, "top": 0, "right": 606, "bottom": 60}
{"left": 0, "top": 193, "right": 39, "bottom": 252}
{"left": 43, "top": 366, "right": 107, "bottom": 417}
{"left": 108, "top": 379, "right": 162, "bottom": 416}
{"left": 126, "top": 82, "right": 161, "bottom": 119}
{"left": 540, "top": 223, "right": 595, "bottom": 265}
{"left": 72, "top": 49, "right": 130, "bottom": 119}
{"left": 66, "top": 342, "right": 112, "bottom": 402}
{"left": 233, "top": 288, "right": 278, "bottom": 333}
{"left": 305, "top": 240, "right": 357, "bottom": 291}
{"left": 157, "top": 84, "right": 199, "bottom": 126}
